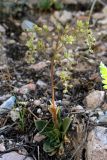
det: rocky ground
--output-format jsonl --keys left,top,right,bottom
{"left": 1, "top": 0, "right": 107, "bottom": 160}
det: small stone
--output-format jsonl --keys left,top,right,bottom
{"left": 36, "top": 80, "right": 47, "bottom": 89}
{"left": 33, "top": 133, "right": 45, "bottom": 143}
{"left": 0, "top": 94, "right": 12, "bottom": 102}
{"left": 98, "top": 18, "right": 107, "bottom": 25}
{"left": 98, "top": 111, "right": 104, "bottom": 116}
{"left": 87, "top": 59, "right": 95, "bottom": 64}
{"left": 90, "top": 116, "right": 97, "bottom": 122}
{"left": 0, "top": 96, "right": 16, "bottom": 114}
{"left": 101, "top": 103, "right": 107, "bottom": 111}
{"left": 62, "top": 0, "right": 77, "bottom": 4}
{"left": 0, "top": 143, "right": 5, "bottom": 151}
{"left": 63, "top": 94, "right": 71, "bottom": 100}
{"left": 0, "top": 64, "right": 8, "bottom": 70}
{"left": 74, "top": 105, "right": 85, "bottom": 112}
{"left": 89, "top": 73, "right": 100, "bottom": 82}
{"left": 62, "top": 0, "right": 89, "bottom": 4}
{"left": 102, "top": 6, "right": 107, "bottom": 14}
{"left": 23, "top": 94, "right": 28, "bottom": 100}
{"left": 10, "top": 110, "right": 19, "bottom": 122}
{"left": 0, "top": 25, "right": 5, "bottom": 33}
{"left": 97, "top": 113, "right": 107, "bottom": 123}
{"left": 54, "top": 10, "right": 72, "bottom": 25}
{"left": 56, "top": 100, "right": 62, "bottom": 105}
{"left": 37, "top": 108, "right": 42, "bottom": 114}
{"left": 0, "top": 151, "right": 33, "bottom": 160}
{"left": 19, "top": 32, "right": 27, "bottom": 42}
{"left": 15, "top": 83, "right": 36, "bottom": 94}
{"left": 34, "top": 100, "right": 41, "bottom": 106}
{"left": 62, "top": 100, "right": 70, "bottom": 106}
{"left": 87, "top": 126, "right": 107, "bottom": 160}
{"left": 93, "top": 13, "right": 105, "bottom": 20}
{"left": 29, "top": 61, "right": 49, "bottom": 71}
{"left": 84, "top": 90, "right": 105, "bottom": 109}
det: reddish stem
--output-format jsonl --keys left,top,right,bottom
{"left": 51, "top": 57, "right": 55, "bottom": 108}
{"left": 50, "top": 57, "right": 58, "bottom": 128}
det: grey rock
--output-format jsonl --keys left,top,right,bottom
{"left": 90, "top": 116, "right": 97, "bottom": 122}
{"left": 37, "top": 108, "right": 42, "bottom": 114}
{"left": 34, "top": 100, "right": 41, "bottom": 106}
{"left": 87, "top": 126, "right": 107, "bottom": 160}
{"left": 63, "top": 94, "right": 71, "bottom": 100}
{"left": 62, "top": 100, "right": 70, "bottom": 106}
{"left": 0, "top": 96, "right": 16, "bottom": 115}
{"left": 98, "top": 18, "right": 107, "bottom": 25}
{"left": 98, "top": 111, "right": 104, "bottom": 116}
{"left": 54, "top": 10, "right": 72, "bottom": 25}
{"left": 0, "top": 94, "right": 12, "bottom": 102}
{"left": 84, "top": 90, "right": 105, "bottom": 109}
{"left": 74, "top": 105, "right": 85, "bottom": 112}
{"left": 29, "top": 61, "right": 49, "bottom": 72}
{"left": 0, "top": 25, "right": 5, "bottom": 33}
{"left": 97, "top": 112, "right": 107, "bottom": 123}
{"left": 0, "top": 151, "right": 33, "bottom": 160}
{"left": 62, "top": 0, "right": 90, "bottom": 4}
{"left": 0, "top": 143, "right": 5, "bottom": 152}
{"left": 36, "top": 80, "right": 47, "bottom": 89}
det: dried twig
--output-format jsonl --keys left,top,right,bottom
{"left": 27, "top": 108, "right": 40, "bottom": 120}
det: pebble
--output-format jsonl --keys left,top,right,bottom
{"left": 0, "top": 96, "right": 16, "bottom": 111}
{"left": 37, "top": 108, "right": 42, "bottom": 114}
{"left": 19, "top": 32, "right": 27, "bottom": 42}
{"left": 56, "top": 100, "right": 62, "bottom": 106}
{"left": 54, "top": 10, "right": 72, "bottom": 25}
{"left": 0, "top": 25, "right": 5, "bottom": 33}
{"left": 10, "top": 109, "right": 19, "bottom": 122}
{"left": 90, "top": 116, "right": 97, "bottom": 122}
{"left": 23, "top": 94, "right": 28, "bottom": 100}
{"left": 0, "top": 94, "right": 12, "bottom": 102}
{"left": 14, "top": 83, "right": 36, "bottom": 95}
{"left": 29, "top": 61, "right": 49, "bottom": 71}
{"left": 34, "top": 100, "right": 41, "bottom": 106}
{"left": 74, "top": 105, "right": 85, "bottom": 112}
{"left": 98, "top": 18, "right": 107, "bottom": 25}
{"left": 97, "top": 113, "right": 107, "bottom": 123}
{"left": 87, "top": 126, "right": 107, "bottom": 160}
{"left": 62, "top": 0, "right": 89, "bottom": 4}
{"left": 98, "top": 111, "right": 104, "bottom": 116}
{"left": 0, "top": 143, "right": 5, "bottom": 152}
{"left": 63, "top": 94, "right": 71, "bottom": 100}
{"left": 36, "top": 80, "right": 47, "bottom": 89}
{"left": 0, "top": 151, "right": 33, "bottom": 160}
{"left": 102, "top": 6, "right": 107, "bottom": 14}
{"left": 33, "top": 133, "right": 45, "bottom": 143}
{"left": 21, "top": 20, "right": 35, "bottom": 31}
{"left": 84, "top": 90, "right": 105, "bottom": 109}
{"left": 62, "top": 100, "right": 70, "bottom": 106}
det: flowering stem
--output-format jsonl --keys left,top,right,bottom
{"left": 50, "top": 56, "right": 58, "bottom": 128}
{"left": 51, "top": 57, "right": 55, "bottom": 108}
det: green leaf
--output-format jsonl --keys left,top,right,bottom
{"left": 34, "top": 120, "right": 48, "bottom": 132}
{"left": 100, "top": 62, "right": 107, "bottom": 89}
{"left": 62, "top": 117, "right": 72, "bottom": 136}
{"left": 57, "top": 107, "right": 62, "bottom": 127}
{"left": 54, "top": 1, "right": 63, "bottom": 10}
{"left": 103, "top": 85, "right": 107, "bottom": 89}
{"left": 37, "top": 0, "right": 53, "bottom": 10}
{"left": 35, "top": 120, "right": 54, "bottom": 135}
{"left": 102, "top": 80, "right": 107, "bottom": 85}
{"left": 46, "top": 129, "right": 60, "bottom": 138}
{"left": 43, "top": 139, "right": 56, "bottom": 153}
{"left": 43, "top": 132, "right": 61, "bottom": 153}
